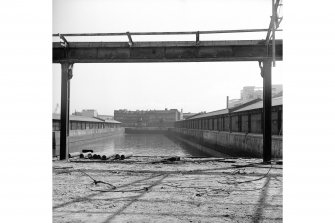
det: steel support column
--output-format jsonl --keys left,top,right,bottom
{"left": 263, "top": 59, "right": 272, "bottom": 162}
{"left": 60, "top": 63, "right": 72, "bottom": 160}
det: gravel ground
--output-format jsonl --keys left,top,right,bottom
{"left": 53, "top": 156, "right": 282, "bottom": 223}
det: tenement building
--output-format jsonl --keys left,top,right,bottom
{"left": 114, "top": 109, "right": 181, "bottom": 127}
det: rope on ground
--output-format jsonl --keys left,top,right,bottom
{"left": 228, "top": 177, "right": 271, "bottom": 192}
{"left": 163, "top": 164, "right": 273, "bottom": 194}
{"left": 162, "top": 183, "right": 209, "bottom": 190}
{"left": 161, "top": 183, "right": 232, "bottom": 198}
{"left": 217, "top": 163, "right": 273, "bottom": 185}
{"left": 53, "top": 166, "right": 74, "bottom": 170}
{"left": 77, "top": 169, "right": 154, "bottom": 193}
{"left": 88, "top": 187, "right": 149, "bottom": 193}
{"left": 77, "top": 169, "right": 116, "bottom": 189}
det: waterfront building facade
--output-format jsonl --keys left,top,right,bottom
{"left": 72, "top": 109, "right": 98, "bottom": 117}
{"left": 114, "top": 108, "right": 181, "bottom": 127}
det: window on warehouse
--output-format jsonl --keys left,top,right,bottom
{"left": 241, "top": 114, "right": 249, "bottom": 133}
{"left": 231, "top": 115, "right": 239, "bottom": 132}
{"left": 250, "top": 113, "right": 262, "bottom": 134}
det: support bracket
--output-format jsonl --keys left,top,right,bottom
{"left": 258, "top": 60, "right": 264, "bottom": 78}
{"left": 68, "top": 63, "right": 74, "bottom": 80}
{"left": 195, "top": 31, "right": 200, "bottom": 46}
{"left": 59, "top": 34, "right": 69, "bottom": 48}
{"left": 277, "top": 17, "right": 283, "bottom": 28}
{"left": 126, "top": 32, "right": 134, "bottom": 47}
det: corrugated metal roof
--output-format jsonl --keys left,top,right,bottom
{"left": 52, "top": 114, "right": 104, "bottom": 123}
{"left": 232, "top": 96, "right": 282, "bottom": 113}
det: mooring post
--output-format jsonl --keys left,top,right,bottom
{"left": 263, "top": 59, "right": 272, "bottom": 163}
{"left": 60, "top": 63, "right": 73, "bottom": 160}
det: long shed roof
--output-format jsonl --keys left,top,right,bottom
{"left": 53, "top": 114, "right": 104, "bottom": 123}
{"left": 232, "top": 96, "right": 282, "bottom": 113}
{"left": 187, "top": 109, "right": 229, "bottom": 120}
{"left": 96, "top": 118, "right": 122, "bottom": 124}
{"left": 177, "top": 97, "right": 282, "bottom": 121}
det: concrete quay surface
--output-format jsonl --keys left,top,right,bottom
{"left": 53, "top": 156, "right": 282, "bottom": 223}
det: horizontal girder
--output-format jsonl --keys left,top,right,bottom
{"left": 53, "top": 40, "right": 282, "bottom": 63}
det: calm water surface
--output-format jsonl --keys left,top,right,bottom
{"left": 68, "top": 133, "right": 211, "bottom": 157}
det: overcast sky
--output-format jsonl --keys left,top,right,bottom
{"left": 52, "top": 0, "right": 283, "bottom": 115}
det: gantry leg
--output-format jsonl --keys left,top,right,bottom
{"left": 263, "top": 59, "right": 272, "bottom": 163}
{"left": 60, "top": 63, "right": 73, "bottom": 160}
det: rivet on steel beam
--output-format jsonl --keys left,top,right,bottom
{"left": 126, "top": 32, "right": 134, "bottom": 47}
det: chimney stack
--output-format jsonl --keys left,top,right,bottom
{"left": 227, "top": 96, "right": 229, "bottom": 109}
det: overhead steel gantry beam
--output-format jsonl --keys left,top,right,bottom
{"left": 53, "top": 29, "right": 283, "bottom": 162}
{"left": 53, "top": 40, "right": 282, "bottom": 63}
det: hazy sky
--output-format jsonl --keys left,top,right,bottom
{"left": 52, "top": 0, "right": 283, "bottom": 115}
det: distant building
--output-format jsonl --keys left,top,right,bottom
{"left": 81, "top": 109, "right": 98, "bottom": 117}
{"left": 241, "top": 86, "right": 263, "bottom": 101}
{"left": 114, "top": 108, "right": 181, "bottom": 127}
{"left": 72, "top": 111, "right": 82, "bottom": 116}
{"left": 273, "top": 91, "right": 283, "bottom": 98}
{"left": 180, "top": 109, "right": 183, "bottom": 120}
{"left": 72, "top": 109, "right": 97, "bottom": 117}
{"left": 272, "top": 84, "right": 283, "bottom": 97}
{"left": 228, "top": 85, "right": 283, "bottom": 108}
